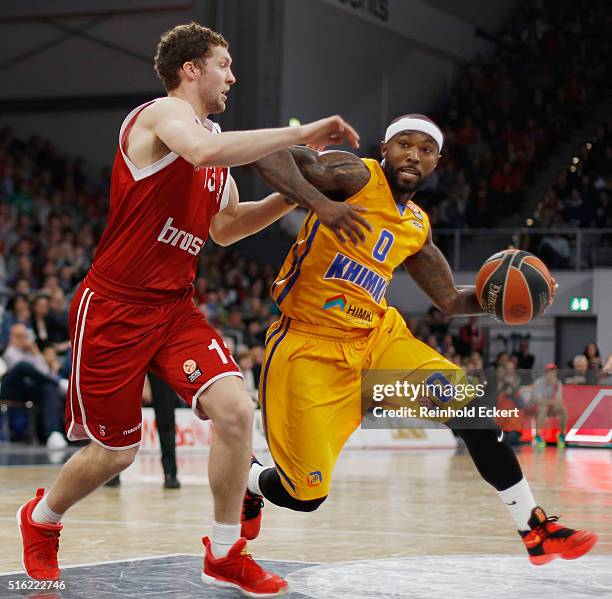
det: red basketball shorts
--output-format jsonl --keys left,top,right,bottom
{"left": 65, "top": 282, "right": 242, "bottom": 449}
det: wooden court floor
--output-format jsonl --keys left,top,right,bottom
{"left": 1, "top": 445, "right": 611, "bottom": 597}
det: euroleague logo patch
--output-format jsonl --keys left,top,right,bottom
{"left": 407, "top": 201, "right": 423, "bottom": 220}
{"left": 183, "top": 359, "right": 203, "bottom": 384}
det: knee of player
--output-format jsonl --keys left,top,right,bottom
{"left": 213, "top": 395, "right": 254, "bottom": 437}
{"left": 293, "top": 495, "right": 328, "bottom": 512}
{"left": 92, "top": 444, "right": 138, "bottom": 471}
{"left": 115, "top": 446, "right": 138, "bottom": 470}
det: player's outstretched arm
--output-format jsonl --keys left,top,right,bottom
{"left": 152, "top": 98, "right": 360, "bottom": 168}
{"left": 253, "top": 146, "right": 373, "bottom": 244}
{"left": 209, "top": 177, "right": 295, "bottom": 246}
{"left": 403, "top": 229, "right": 484, "bottom": 317}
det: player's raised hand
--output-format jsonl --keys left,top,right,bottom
{"left": 315, "top": 201, "right": 372, "bottom": 244}
{"left": 298, "top": 116, "right": 360, "bottom": 149}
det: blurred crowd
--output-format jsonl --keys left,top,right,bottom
{"left": 525, "top": 116, "right": 612, "bottom": 267}
{"left": 411, "top": 305, "right": 612, "bottom": 446}
{"left": 0, "top": 124, "right": 283, "bottom": 441}
{"left": 1, "top": 0, "right": 611, "bottom": 445}
{"left": 413, "top": 0, "right": 611, "bottom": 230}
{"left": 492, "top": 339, "right": 612, "bottom": 445}
{"left": 534, "top": 118, "right": 612, "bottom": 230}
{"left": 1, "top": 112, "right": 611, "bottom": 447}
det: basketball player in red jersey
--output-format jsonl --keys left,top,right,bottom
{"left": 16, "top": 23, "right": 370, "bottom": 596}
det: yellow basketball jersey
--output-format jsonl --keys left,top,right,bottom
{"left": 272, "top": 159, "right": 430, "bottom": 329}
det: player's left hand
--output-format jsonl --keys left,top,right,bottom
{"left": 316, "top": 200, "right": 372, "bottom": 244}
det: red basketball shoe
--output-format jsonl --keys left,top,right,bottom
{"left": 201, "top": 536, "right": 288, "bottom": 596}
{"left": 16, "top": 488, "right": 62, "bottom": 580}
{"left": 241, "top": 456, "right": 264, "bottom": 540}
{"left": 241, "top": 490, "right": 264, "bottom": 541}
{"left": 519, "top": 506, "right": 598, "bottom": 565}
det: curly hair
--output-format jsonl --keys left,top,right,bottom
{"left": 154, "top": 22, "right": 228, "bottom": 91}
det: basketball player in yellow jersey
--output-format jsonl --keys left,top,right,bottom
{"left": 238, "top": 114, "right": 598, "bottom": 565}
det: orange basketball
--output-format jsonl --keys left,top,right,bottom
{"left": 475, "top": 249, "right": 553, "bottom": 325}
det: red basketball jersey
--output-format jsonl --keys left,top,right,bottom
{"left": 90, "top": 99, "right": 230, "bottom": 298}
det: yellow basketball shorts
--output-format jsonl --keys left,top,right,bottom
{"left": 259, "top": 307, "right": 470, "bottom": 500}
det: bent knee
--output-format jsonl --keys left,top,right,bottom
{"left": 91, "top": 443, "right": 138, "bottom": 471}
{"left": 289, "top": 495, "right": 328, "bottom": 512}
{"left": 209, "top": 393, "right": 254, "bottom": 438}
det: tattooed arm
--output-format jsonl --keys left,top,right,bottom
{"left": 253, "top": 146, "right": 372, "bottom": 244}
{"left": 403, "top": 229, "right": 484, "bottom": 316}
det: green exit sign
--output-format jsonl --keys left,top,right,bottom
{"left": 569, "top": 296, "right": 591, "bottom": 312}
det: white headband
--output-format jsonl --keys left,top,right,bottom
{"left": 384, "top": 118, "right": 443, "bottom": 151}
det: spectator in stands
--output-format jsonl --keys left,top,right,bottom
{"left": 593, "top": 190, "right": 612, "bottom": 227}
{"left": 531, "top": 363, "right": 567, "bottom": 448}
{"left": 490, "top": 161, "right": 522, "bottom": 215}
{"left": 223, "top": 308, "right": 245, "bottom": 349}
{"left": 457, "top": 316, "right": 485, "bottom": 357}
{"left": 564, "top": 354, "right": 597, "bottom": 385}
{"left": 513, "top": 338, "right": 535, "bottom": 369}
{"left": 30, "top": 294, "right": 70, "bottom": 354}
{"left": 440, "top": 333, "right": 456, "bottom": 357}
{"left": 537, "top": 225, "right": 571, "bottom": 268}
{"left": 426, "top": 306, "right": 451, "bottom": 342}
{"left": 0, "top": 294, "right": 31, "bottom": 348}
{"left": 513, "top": 337, "right": 535, "bottom": 384}
{"left": 425, "top": 335, "right": 441, "bottom": 353}
{"left": 237, "top": 350, "right": 258, "bottom": 405}
{"left": 583, "top": 342, "right": 602, "bottom": 370}
{"left": 601, "top": 353, "right": 612, "bottom": 384}
{"left": 465, "top": 351, "right": 485, "bottom": 385}
{"left": 494, "top": 358, "right": 525, "bottom": 444}
{"left": 250, "top": 346, "right": 265, "bottom": 389}
{"left": 500, "top": 360, "right": 522, "bottom": 396}
{"left": 1, "top": 323, "right": 66, "bottom": 448}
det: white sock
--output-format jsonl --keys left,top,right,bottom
{"left": 211, "top": 520, "right": 241, "bottom": 559}
{"left": 498, "top": 477, "right": 537, "bottom": 531}
{"left": 31, "top": 495, "right": 63, "bottom": 525}
{"left": 247, "top": 461, "right": 267, "bottom": 496}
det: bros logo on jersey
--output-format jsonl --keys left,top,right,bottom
{"left": 157, "top": 217, "right": 205, "bottom": 256}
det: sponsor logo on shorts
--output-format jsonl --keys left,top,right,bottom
{"left": 122, "top": 422, "right": 142, "bottom": 436}
{"left": 323, "top": 294, "right": 347, "bottom": 310}
{"left": 99, "top": 425, "right": 106, "bottom": 437}
{"left": 183, "top": 360, "right": 197, "bottom": 375}
{"left": 183, "top": 359, "right": 203, "bottom": 384}
{"left": 345, "top": 303, "right": 373, "bottom": 324}
{"left": 307, "top": 470, "right": 323, "bottom": 487}
{"left": 322, "top": 294, "right": 373, "bottom": 325}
